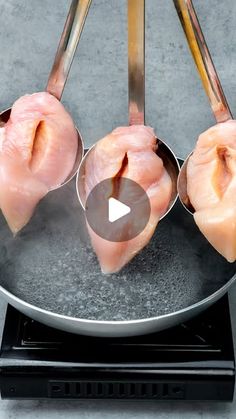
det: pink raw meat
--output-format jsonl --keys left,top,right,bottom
{"left": 83, "top": 125, "right": 173, "bottom": 274}
{"left": 0, "top": 92, "right": 78, "bottom": 234}
{"left": 187, "top": 120, "right": 236, "bottom": 262}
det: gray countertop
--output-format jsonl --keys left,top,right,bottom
{"left": 1, "top": 0, "right": 236, "bottom": 417}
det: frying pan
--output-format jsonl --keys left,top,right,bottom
{"left": 0, "top": 1, "right": 235, "bottom": 337}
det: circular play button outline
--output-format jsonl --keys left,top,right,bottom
{"left": 85, "top": 177, "right": 151, "bottom": 242}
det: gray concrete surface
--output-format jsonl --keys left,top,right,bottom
{"left": 0, "top": 0, "right": 236, "bottom": 417}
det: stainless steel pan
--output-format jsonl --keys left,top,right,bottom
{"left": 0, "top": 189, "right": 235, "bottom": 337}
{"left": 0, "top": 0, "right": 235, "bottom": 337}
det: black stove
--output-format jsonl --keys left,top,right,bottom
{"left": 0, "top": 295, "right": 234, "bottom": 401}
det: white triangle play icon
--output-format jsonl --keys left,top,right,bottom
{"left": 108, "top": 197, "right": 131, "bottom": 223}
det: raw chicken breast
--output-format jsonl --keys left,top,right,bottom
{"left": 83, "top": 125, "right": 173, "bottom": 273}
{"left": 0, "top": 92, "right": 78, "bottom": 234}
{"left": 187, "top": 120, "right": 236, "bottom": 262}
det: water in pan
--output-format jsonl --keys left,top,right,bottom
{"left": 0, "top": 179, "right": 234, "bottom": 321}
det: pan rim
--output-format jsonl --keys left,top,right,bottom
{"left": 0, "top": 157, "right": 235, "bottom": 327}
{"left": 0, "top": 273, "right": 235, "bottom": 326}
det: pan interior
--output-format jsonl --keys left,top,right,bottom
{"left": 0, "top": 178, "right": 235, "bottom": 321}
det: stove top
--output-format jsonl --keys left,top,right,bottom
{"left": 0, "top": 295, "right": 235, "bottom": 401}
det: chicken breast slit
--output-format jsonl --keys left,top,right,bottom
{"left": 83, "top": 125, "right": 172, "bottom": 273}
{"left": 187, "top": 120, "right": 236, "bottom": 262}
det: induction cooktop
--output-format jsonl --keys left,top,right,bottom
{"left": 0, "top": 295, "right": 234, "bottom": 401}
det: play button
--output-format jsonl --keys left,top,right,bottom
{"left": 108, "top": 198, "right": 131, "bottom": 223}
{"left": 84, "top": 177, "right": 151, "bottom": 242}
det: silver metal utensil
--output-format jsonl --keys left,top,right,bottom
{"left": 173, "top": 0, "right": 233, "bottom": 214}
{"left": 0, "top": 0, "right": 92, "bottom": 189}
{"left": 129, "top": 0, "right": 179, "bottom": 218}
{"left": 77, "top": 0, "right": 179, "bottom": 217}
